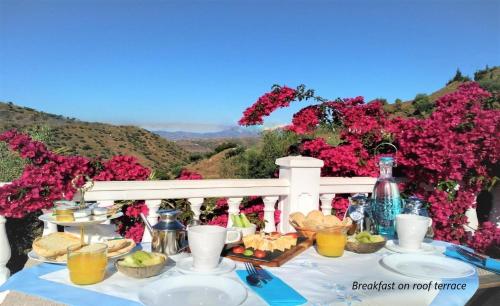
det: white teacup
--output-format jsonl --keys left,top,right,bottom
{"left": 188, "top": 225, "right": 241, "bottom": 271}
{"left": 396, "top": 214, "right": 432, "bottom": 250}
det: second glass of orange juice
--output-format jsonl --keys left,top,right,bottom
{"left": 67, "top": 243, "right": 108, "bottom": 285}
{"left": 316, "top": 226, "right": 348, "bottom": 257}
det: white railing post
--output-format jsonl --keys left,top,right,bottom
{"left": 227, "top": 198, "right": 243, "bottom": 228}
{"left": 262, "top": 196, "right": 279, "bottom": 233}
{"left": 188, "top": 198, "right": 204, "bottom": 221}
{"left": 0, "top": 215, "right": 11, "bottom": 285}
{"left": 276, "top": 156, "right": 324, "bottom": 233}
{"left": 142, "top": 200, "right": 161, "bottom": 243}
{"left": 320, "top": 193, "right": 335, "bottom": 216}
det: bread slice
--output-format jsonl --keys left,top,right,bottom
{"left": 32, "top": 232, "right": 82, "bottom": 258}
{"left": 107, "top": 239, "right": 136, "bottom": 258}
{"left": 105, "top": 239, "right": 131, "bottom": 252}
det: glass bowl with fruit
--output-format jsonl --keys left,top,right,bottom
{"left": 345, "top": 231, "right": 387, "bottom": 254}
{"left": 115, "top": 251, "right": 167, "bottom": 278}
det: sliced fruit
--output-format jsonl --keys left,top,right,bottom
{"left": 369, "top": 235, "right": 384, "bottom": 243}
{"left": 285, "top": 232, "right": 298, "bottom": 239}
{"left": 232, "top": 246, "right": 245, "bottom": 254}
{"left": 233, "top": 214, "right": 244, "bottom": 228}
{"left": 240, "top": 213, "right": 252, "bottom": 228}
{"left": 254, "top": 250, "right": 266, "bottom": 258}
{"left": 243, "top": 249, "right": 254, "bottom": 256}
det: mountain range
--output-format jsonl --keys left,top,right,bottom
{"left": 152, "top": 126, "right": 259, "bottom": 140}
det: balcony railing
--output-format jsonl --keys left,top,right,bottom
{"left": 0, "top": 156, "right": 379, "bottom": 284}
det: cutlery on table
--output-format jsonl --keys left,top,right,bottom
{"left": 244, "top": 262, "right": 265, "bottom": 287}
{"left": 254, "top": 264, "right": 273, "bottom": 281}
{"left": 453, "top": 246, "right": 487, "bottom": 265}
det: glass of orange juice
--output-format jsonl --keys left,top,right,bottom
{"left": 316, "top": 226, "right": 348, "bottom": 257}
{"left": 67, "top": 243, "right": 108, "bottom": 285}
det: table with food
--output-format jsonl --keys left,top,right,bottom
{"left": 1, "top": 196, "right": 498, "bottom": 306}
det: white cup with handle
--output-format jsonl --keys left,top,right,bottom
{"left": 188, "top": 225, "right": 241, "bottom": 271}
{"left": 396, "top": 214, "right": 432, "bottom": 250}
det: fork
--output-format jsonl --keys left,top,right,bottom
{"left": 244, "top": 262, "right": 262, "bottom": 287}
{"left": 245, "top": 262, "right": 268, "bottom": 285}
{"left": 254, "top": 264, "right": 273, "bottom": 281}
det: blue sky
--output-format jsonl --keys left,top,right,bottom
{"left": 1, "top": 0, "right": 499, "bottom": 132}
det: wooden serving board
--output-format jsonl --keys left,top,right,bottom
{"left": 223, "top": 236, "right": 313, "bottom": 267}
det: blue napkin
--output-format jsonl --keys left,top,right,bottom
{"left": 444, "top": 246, "right": 500, "bottom": 274}
{"left": 235, "top": 269, "right": 307, "bottom": 306}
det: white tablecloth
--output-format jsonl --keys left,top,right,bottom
{"left": 38, "top": 242, "right": 476, "bottom": 306}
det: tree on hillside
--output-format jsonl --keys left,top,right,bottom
{"left": 412, "top": 93, "right": 433, "bottom": 117}
{"left": 394, "top": 99, "right": 403, "bottom": 111}
{"left": 474, "top": 65, "right": 500, "bottom": 93}
{"left": 447, "top": 68, "right": 471, "bottom": 85}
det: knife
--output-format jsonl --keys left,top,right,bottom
{"left": 454, "top": 246, "right": 487, "bottom": 265}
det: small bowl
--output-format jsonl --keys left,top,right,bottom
{"left": 233, "top": 224, "right": 257, "bottom": 237}
{"left": 345, "top": 239, "right": 387, "bottom": 254}
{"left": 115, "top": 253, "right": 167, "bottom": 278}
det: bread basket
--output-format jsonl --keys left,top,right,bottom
{"left": 289, "top": 220, "right": 317, "bottom": 240}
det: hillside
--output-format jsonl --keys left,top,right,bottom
{"left": 384, "top": 66, "right": 499, "bottom": 116}
{"left": 0, "top": 102, "right": 188, "bottom": 175}
{"left": 174, "top": 137, "right": 260, "bottom": 154}
{"left": 184, "top": 149, "right": 234, "bottom": 178}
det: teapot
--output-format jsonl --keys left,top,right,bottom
{"left": 140, "top": 209, "right": 188, "bottom": 256}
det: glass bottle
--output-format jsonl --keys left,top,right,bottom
{"left": 371, "top": 156, "right": 402, "bottom": 238}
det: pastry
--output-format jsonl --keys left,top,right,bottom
{"left": 32, "top": 232, "right": 82, "bottom": 258}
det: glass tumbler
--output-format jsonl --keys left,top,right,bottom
{"left": 316, "top": 226, "right": 348, "bottom": 257}
{"left": 67, "top": 243, "right": 108, "bottom": 285}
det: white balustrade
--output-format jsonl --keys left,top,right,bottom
{"left": 262, "top": 196, "right": 278, "bottom": 233}
{"left": 319, "top": 177, "right": 377, "bottom": 194}
{"left": 319, "top": 193, "right": 335, "bottom": 216}
{"left": 226, "top": 198, "right": 243, "bottom": 228}
{"left": 0, "top": 157, "right": 389, "bottom": 284}
{"left": 276, "top": 156, "right": 324, "bottom": 233}
{"left": 187, "top": 198, "right": 204, "bottom": 222}
{"left": 142, "top": 200, "right": 161, "bottom": 243}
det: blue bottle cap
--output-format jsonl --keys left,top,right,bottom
{"left": 379, "top": 156, "right": 394, "bottom": 162}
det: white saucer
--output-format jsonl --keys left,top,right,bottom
{"left": 139, "top": 275, "right": 247, "bottom": 306}
{"left": 385, "top": 240, "right": 441, "bottom": 254}
{"left": 175, "top": 257, "right": 236, "bottom": 275}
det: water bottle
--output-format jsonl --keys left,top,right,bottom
{"left": 371, "top": 156, "right": 402, "bottom": 238}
